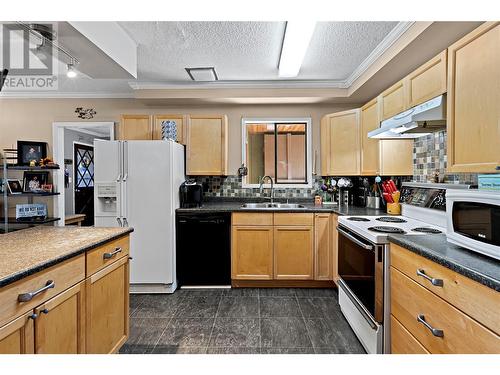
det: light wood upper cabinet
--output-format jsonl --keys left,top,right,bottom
{"left": 152, "top": 114, "right": 187, "bottom": 144}
{"left": 119, "top": 115, "right": 153, "bottom": 140}
{"left": 86, "top": 256, "right": 129, "bottom": 354}
{"left": 360, "top": 98, "right": 381, "bottom": 175}
{"left": 379, "top": 80, "right": 407, "bottom": 121}
{"left": 231, "top": 225, "right": 274, "bottom": 280}
{"left": 322, "top": 109, "right": 361, "bottom": 176}
{"left": 447, "top": 22, "right": 500, "bottom": 173}
{"left": 34, "top": 281, "right": 85, "bottom": 354}
{"left": 0, "top": 312, "right": 34, "bottom": 354}
{"left": 379, "top": 140, "right": 414, "bottom": 176}
{"left": 186, "top": 115, "right": 228, "bottom": 175}
{"left": 406, "top": 50, "right": 447, "bottom": 108}
{"left": 314, "top": 214, "right": 332, "bottom": 281}
{"left": 274, "top": 226, "right": 314, "bottom": 280}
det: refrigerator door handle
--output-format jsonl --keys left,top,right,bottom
{"left": 116, "top": 217, "right": 123, "bottom": 227}
{"left": 123, "top": 218, "right": 128, "bottom": 227}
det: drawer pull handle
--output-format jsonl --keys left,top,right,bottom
{"left": 103, "top": 247, "right": 123, "bottom": 260}
{"left": 18, "top": 280, "right": 55, "bottom": 302}
{"left": 417, "top": 314, "right": 444, "bottom": 337}
{"left": 416, "top": 269, "right": 444, "bottom": 287}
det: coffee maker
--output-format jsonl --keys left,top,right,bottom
{"left": 179, "top": 179, "right": 203, "bottom": 208}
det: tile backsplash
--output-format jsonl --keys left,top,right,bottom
{"left": 413, "top": 130, "right": 478, "bottom": 185}
{"left": 190, "top": 175, "right": 323, "bottom": 199}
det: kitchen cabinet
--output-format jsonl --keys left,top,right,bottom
{"left": 119, "top": 114, "right": 153, "bottom": 140}
{"left": 152, "top": 114, "right": 187, "bottom": 143}
{"left": 446, "top": 22, "right": 500, "bottom": 173}
{"left": 331, "top": 214, "right": 339, "bottom": 284}
{"left": 34, "top": 281, "right": 86, "bottom": 354}
{"left": 231, "top": 225, "right": 274, "bottom": 280}
{"left": 186, "top": 115, "right": 228, "bottom": 175}
{"left": 274, "top": 226, "right": 314, "bottom": 280}
{"left": 86, "top": 256, "right": 129, "bottom": 354}
{"left": 314, "top": 213, "right": 333, "bottom": 281}
{"left": 378, "top": 80, "right": 407, "bottom": 121}
{"left": 390, "top": 244, "right": 500, "bottom": 354}
{"left": 0, "top": 234, "right": 130, "bottom": 354}
{"left": 0, "top": 312, "right": 34, "bottom": 354}
{"left": 321, "top": 109, "right": 361, "bottom": 176}
{"left": 360, "top": 98, "right": 381, "bottom": 175}
{"left": 379, "top": 140, "right": 413, "bottom": 176}
{"left": 406, "top": 50, "right": 447, "bottom": 108}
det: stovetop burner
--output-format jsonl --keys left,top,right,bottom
{"left": 368, "top": 226, "right": 406, "bottom": 234}
{"left": 376, "top": 216, "right": 407, "bottom": 223}
{"left": 412, "top": 227, "right": 442, "bottom": 234}
{"left": 347, "top": 217, "right": 370, "bottom": 222}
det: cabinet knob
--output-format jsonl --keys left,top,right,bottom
{"left": 28, "top": 313, "right": 38, "bottom": 320}
{"left": 40, "top": 308, "right": 49, "bottom": 315}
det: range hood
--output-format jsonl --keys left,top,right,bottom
{"left": 368, "top": 95, "right": 446, "bottom": 139}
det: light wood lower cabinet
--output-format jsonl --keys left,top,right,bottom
{"left": 331, "top": 214, "right": 339, "bottom": 284}
{"left": 314, "top": 214, "right": 332, "bottom": 281}
{"left": 0, "top": 312, "right": 34, "bottom": 354}
{"left": 231, "top": 226, "right": 274, "bottom": 280}
{"left": 34, "top": 281, "right": 86, "bottom": 354}
{"left": 274, "top": 226, "right": 314, "bottom": 280}
{"left": 86, "top": 256, "right": 130, "bottom": 354}
{"left": 232, "top": 213, "right": 328, "bottom": 282}
{"left": 0, "top": 235, "right": 130, "bottom": 354}
{"left": 391, "top": 315, "right": 429, "bottom": 354}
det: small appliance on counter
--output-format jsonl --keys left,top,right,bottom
{"left": 446, "top": 189, "right": 500, "bottom": 260}
{"left": 179, "top": 179, "right": 203, "bottom": 208}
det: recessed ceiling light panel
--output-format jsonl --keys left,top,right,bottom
{"left": 279, "top": 21, "right": 316, "bottom": 78}
{"left": 185, "top": 67, "right": 219, "bottom": 81}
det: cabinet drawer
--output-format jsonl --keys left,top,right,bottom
{"left": 390, "top": 244, "right": 500, "bottom": 334}
{"left": 0, "top": 255, "right": 85, "bottom": 327}
{"left": 274, "top": 213, "right": 313, "bottom": 226}
{"left": 391, "top": 267, "right": 500, "bottom": 353}
{"left": 86, "top": 236, "right": 130, "bottom": 276}
{"left": 232, "top": 212, "right": 273, "bottom": 226}
{"left": 391, "top": 315, "right": 429, "bottom": 354}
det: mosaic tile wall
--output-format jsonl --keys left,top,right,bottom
{"left": 191, "top": 175, "right": 323, "bottom": 199}
{"left": 413, "top": 130, "right": 478, "bottom": 185}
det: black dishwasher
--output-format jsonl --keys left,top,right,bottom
{"left": 176, "top": 212, "right": 231, "bottom": 286}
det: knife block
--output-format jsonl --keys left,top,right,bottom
{"left": 387, "top": 202, "right": 401, "bottom": 215}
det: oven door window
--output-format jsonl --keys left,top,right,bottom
{"left": 453, "top": 202, "right": 500, "bottom": 246}
{"left": 338, "top": 230, "right": 375, "bottom": 317}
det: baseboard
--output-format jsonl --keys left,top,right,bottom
{"left": 231, "top": 280, "right": 336, "bottom": 288}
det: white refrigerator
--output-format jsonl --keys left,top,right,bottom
{"left": 94, "top": 139, "right": 185, "bottom": 293}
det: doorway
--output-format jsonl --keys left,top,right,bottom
{"left": 74, "top": 142, "right": 95, "bottom": 226}
{"left": 52, "top": 122, "right": 114, "bottom": 227}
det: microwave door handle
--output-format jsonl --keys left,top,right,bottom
{"left": 337, "top": 227, "right": 373, "bottom": 251}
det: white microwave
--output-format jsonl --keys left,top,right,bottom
{"left": 446, "top": 189, "right": 500, "bottom": 260}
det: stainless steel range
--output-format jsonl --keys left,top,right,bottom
{"left": 336, "top": 182, "right": 470, "bottom": 354}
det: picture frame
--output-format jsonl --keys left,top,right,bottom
{"left": 7, "top": 179, "right": 23, "bottom": 194}
{"left": 23, "top": 171, "right": 49, "bottom": 193}
{"left": 17, "top": 141, "right": 47, "bottom": 166}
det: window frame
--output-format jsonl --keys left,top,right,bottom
{"left": 241, "top": 117, "right": 312, "bottom": 188}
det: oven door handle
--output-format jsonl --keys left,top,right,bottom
{"left": 337, "top": 227, "right": 374, "bottom": 251}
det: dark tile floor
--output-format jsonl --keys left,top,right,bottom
{"left": 120, "top": 288, "right": 365, "bottom": 354}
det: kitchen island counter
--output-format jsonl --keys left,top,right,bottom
{"left": 0, "top": 226, "right": 133, "bottom": 288}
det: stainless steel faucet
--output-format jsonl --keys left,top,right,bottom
{"left": 259, "top": 175, "right": 274, "bottom": 204}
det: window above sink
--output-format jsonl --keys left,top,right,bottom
{"left": 241, "top": 117, "right": 312, "bottom": 189}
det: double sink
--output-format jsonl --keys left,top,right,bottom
{"left": 241, "top": 202, "right": 306, "bottom": 210}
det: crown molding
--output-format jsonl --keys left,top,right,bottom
{"left": 343, "top": 21, "right": 415, "bottom": 87}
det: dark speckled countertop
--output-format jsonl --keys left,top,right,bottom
{"left": 0, "top": 226, "right": 134, "bottom": 288}
{"left": 176, "top": 200, "right": 385, "bottom": 216}
{"left": 388, "top": 234, "right": 500, "bottom": 291}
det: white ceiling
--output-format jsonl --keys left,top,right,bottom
{"left": 119, "top": 21, "right": 398, "bottom": 82}
{"left": 1, "top": 21, "right": 402, "bottom": 96}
